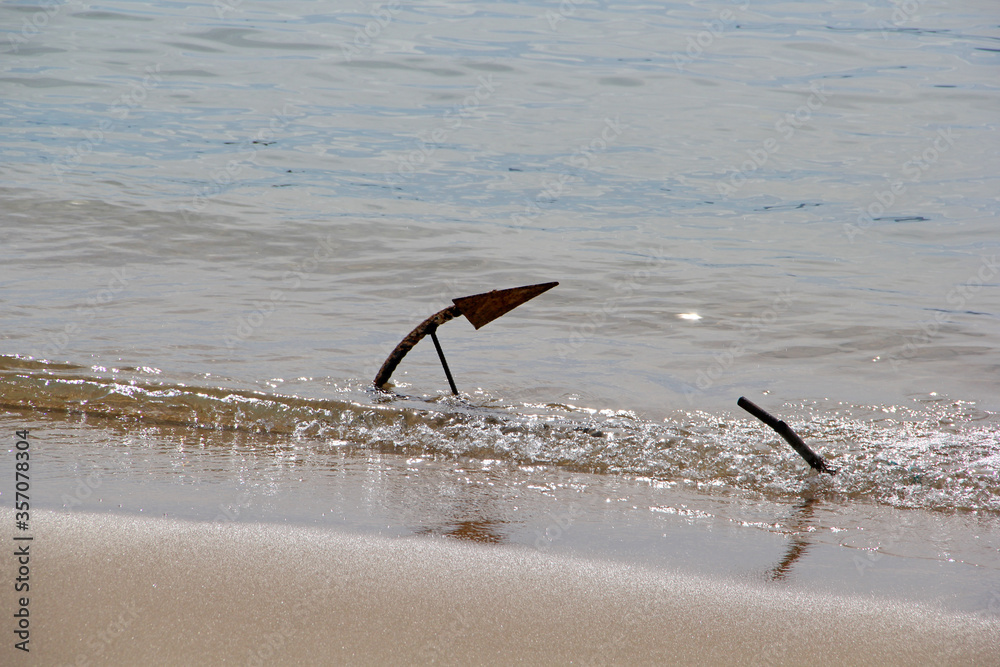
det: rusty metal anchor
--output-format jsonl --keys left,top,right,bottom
{"left": 374, "top": 281, "right": 558, "bottom": 394}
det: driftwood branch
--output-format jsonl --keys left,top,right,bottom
{"left": 738, "top": 396, "right": 836, "bottom": 475}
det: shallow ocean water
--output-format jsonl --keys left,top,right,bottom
{"left": 1, "top": 0, "right": 998, "bottom": 620}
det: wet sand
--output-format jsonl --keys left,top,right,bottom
{"left": 8, "top": 508, "right": 998, "bottom": 665}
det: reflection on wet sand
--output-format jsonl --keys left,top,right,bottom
{"left": 416, "top": 518, "right": 508, "bottom": 544}
{"left": 767, "top": 497, "right": 818, "bottom": 582}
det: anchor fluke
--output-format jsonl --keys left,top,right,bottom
{"left": 452, "top": 281, "right": 559, "bottom": 330}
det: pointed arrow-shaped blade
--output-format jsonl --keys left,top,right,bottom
{"left": 452, "top": 281, "right": 559, "bottom": 330}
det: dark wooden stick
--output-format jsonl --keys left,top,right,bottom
{"left": 374, "top": 305, "right": 461, "bottom": 389}
{"left": 429, "top": 328, "right": 458, "bottom": 395}
{"left": 738, "top": 396, "right": 836, "bottom": 475}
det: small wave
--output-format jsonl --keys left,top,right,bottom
{"left": 1, "top": 356, "right": 997, "bottom": 515}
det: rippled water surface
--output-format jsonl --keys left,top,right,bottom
{"left": 1, "top": 0, "right": 998, "bottom": 613}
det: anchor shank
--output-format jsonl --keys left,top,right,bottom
{"left": 374, "top": 304, "right": 461, "bottom": 389}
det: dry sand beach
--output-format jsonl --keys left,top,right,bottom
{"left": 9, "top": 508, "right": 1000, "bottom": 665}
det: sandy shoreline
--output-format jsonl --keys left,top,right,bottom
{"left": 4, "top": 508, "right": 997, "bottom": 665}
